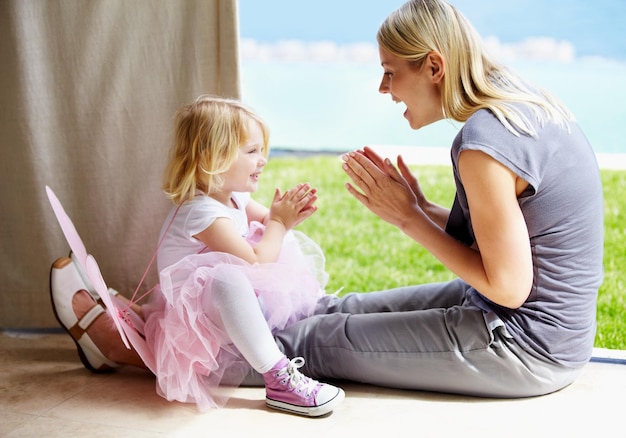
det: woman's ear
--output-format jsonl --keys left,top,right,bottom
{"left": 427, "top": 51, "right": 445, "bottom": 84}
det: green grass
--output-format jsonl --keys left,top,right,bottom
{"left": 257, "top": 154, "right": 626, "bottom": 350}
{"left": 596, "top": 170, "right": 626, "bottom": 349}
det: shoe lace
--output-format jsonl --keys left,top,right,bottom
{"left": 277, "top": 357, "right": 318, "bottom": 397}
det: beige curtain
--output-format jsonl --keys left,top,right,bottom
{"left": 0, "top": 0, "right": 240, "bottom": 328}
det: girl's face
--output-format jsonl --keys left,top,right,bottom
{"left": 378, "top": 45, "right": 444, "bottom": 130}
{"left": 221, "top": 119, "right": 267, "bottom": 194}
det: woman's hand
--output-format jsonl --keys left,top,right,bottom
{"left": 360, "top": 147, "right": 424, "bottom": 203}
{"left": 342, "top": 148, "right": 423, "bottom": 230}
{"left": 269, "top": 183, "right": 318, "bottom": 230}
{"left": 359, "top": 146, "right": 450, "bottom": 229}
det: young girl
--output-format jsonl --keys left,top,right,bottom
{"left": 140, "top": 95, "right": 344, "bottom": 415}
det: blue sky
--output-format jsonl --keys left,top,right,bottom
{"left": 239, "top": 0, "right": 626, "bottom": 60}
{"left": 236, "top": 1, "right": 626, "bottom": 154}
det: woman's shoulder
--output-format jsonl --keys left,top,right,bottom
{"left": 459, "top": 104, "right": 542, "bottom": 146}
{"left": 463, "top": 108, "right": 506, "bottom": 133}
{"left": 455, "top": 108, "right": 507, "bottom": 149}
{"left": 452, "top": 107, "right": 537, "bottom": 171}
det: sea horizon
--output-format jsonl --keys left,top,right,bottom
{"left": 269, "top": 144, "right": 626, "bottom": 171}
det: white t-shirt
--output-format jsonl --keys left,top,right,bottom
{"left": 156, "top": 192, "right": 251, "bottom": 272}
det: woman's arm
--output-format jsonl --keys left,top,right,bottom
{"left": 453, "top": 150, "right": 533, "bottom": 307}
{"left": 342, "top": 148, "right": 532, "bottom": 308}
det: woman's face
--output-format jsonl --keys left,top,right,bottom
{"left": 378, "top": 45, "right": 444, "bottom": 130}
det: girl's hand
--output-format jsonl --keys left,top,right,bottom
{"left": 269, "top": 183, "right": 318, "bottom": 230}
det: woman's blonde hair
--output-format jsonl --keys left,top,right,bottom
{"left": 162, "top": 95, "right": 270, "bottom": 205}
{"left": 377, "top": 0, "right": 574, "bottom": 136}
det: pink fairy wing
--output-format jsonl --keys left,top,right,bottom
{"left": 45, "top": 186, "right": 88, "bottom": 265}
{"left": 46, "top": 186, "right": 129, "bottom": 348}
{"left": 85, "top": 255, "right": 131, "bottom": 349}
{"left": 111, "top": 294, "right": 157, "bottom": 374}
{"left": 46, "top": 185, "right": 155, "bottom": 368}
{"left": 121, "top": 323, "right": 156, "bottom": 374}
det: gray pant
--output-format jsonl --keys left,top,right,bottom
{"left": 272, "top": 279, "right": 582, "bottom": 398}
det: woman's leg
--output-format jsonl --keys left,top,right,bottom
{"left": 315, "top": 279, "right": 469, "bottom": 315}
{"left": 276, "top": 280, "right": 580, "bottom": 398}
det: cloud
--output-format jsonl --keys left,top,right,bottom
{"left": 483, "top": 36, "right": 576, "bottom": 62}
{"left": 240, "top": 37, "right": 578, "bottom": 64}
{"left": 240, "top": 39, "right": 380, "bottom": 64}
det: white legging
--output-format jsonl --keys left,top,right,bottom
{"left": 207, "top": 273, "right": 284, "bottom": 374}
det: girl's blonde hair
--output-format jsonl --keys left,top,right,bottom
{"left": 377, "top": 0, "right": 574, "bottom": 137}
{"left": 162, "top": 95, "right": 270, "bottom": 205}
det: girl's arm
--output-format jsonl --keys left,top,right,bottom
{"left": 343, "top": 148, "right": 532, "bottom": 308}
{"left": 246, "top": 198, "right": 271, "bottom": 225}
{"left": 194, "top": 184, "right": 318, "bottom": 264}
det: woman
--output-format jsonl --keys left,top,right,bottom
{"left": 273, "top": 0, "right": 603, "bottom": 397}
{"left": 51, "top": 0, "right": 603, "bottom": 399}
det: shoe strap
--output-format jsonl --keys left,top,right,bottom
{"left": 96, "top": 288, "right": 119, "bottom": 307}
{"left": 69, "top": 303, "right": 105, "bottom": 340}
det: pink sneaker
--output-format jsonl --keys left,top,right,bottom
{"left": 264, "top": 357, "right": 344, "bottom": 417}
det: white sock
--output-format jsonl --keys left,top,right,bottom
{"left": 209, "top": 273, "right": 284, "bottom": 373}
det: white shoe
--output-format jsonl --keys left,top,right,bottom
{"left": 49, "top": 257, "right": 119, "bottom": 372}
{"left": 69, "top": 251, "right": 121, "bottom": 306}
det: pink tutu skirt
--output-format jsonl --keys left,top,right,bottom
{"left": 142, "top": 222, "right": 328, "bottom": 411}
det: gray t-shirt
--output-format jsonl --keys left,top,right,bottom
{"left": 446, "top": 107, "right": 604, "bottom": 366}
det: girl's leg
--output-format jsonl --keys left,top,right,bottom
{"left": 210, "top": 273, "right": 344, "bottom": 416}
{"left": 209, "top": 275, "right": 283, "bottom": 373}
{"left": 276, "top": 280, "right": 580, "bottom": 398}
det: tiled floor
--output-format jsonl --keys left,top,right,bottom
{"left": 1, "top": 330, "right": 625, "bottom": 437}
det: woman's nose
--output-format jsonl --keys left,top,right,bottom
{"left": 379, "top": 77, "right": 389, "bottom": 94}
